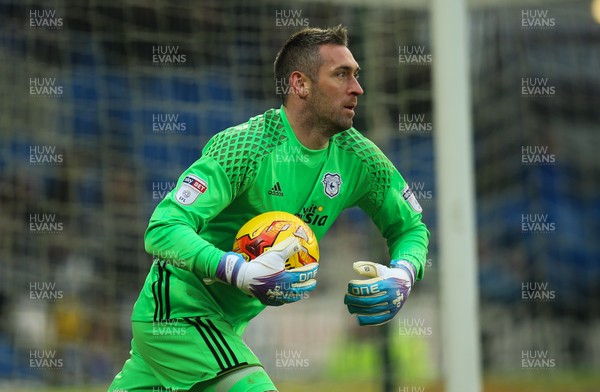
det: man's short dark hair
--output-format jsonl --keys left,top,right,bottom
{"left": 274, "top": 25, "right": 349, "bottom": 104}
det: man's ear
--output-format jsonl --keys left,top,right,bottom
{"left": 289, "top": 71, "right": 311, "bottom": 98}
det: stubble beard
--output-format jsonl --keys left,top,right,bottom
{"left": 306, "top": 89, "right": 353, "bottom": 137}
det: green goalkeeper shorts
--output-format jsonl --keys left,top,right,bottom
{"left": 108, "top": 317, "right": 275, "bottom": 391}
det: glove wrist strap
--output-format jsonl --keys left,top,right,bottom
{"left": 391, "top": 259, "right": 416, "bottom": 285}
{"left": 216, "top": 252, "right": 244, "bottom": 285}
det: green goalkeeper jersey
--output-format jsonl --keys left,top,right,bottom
{"left": 132, "top": 106, "right": 429, "bottom": 334}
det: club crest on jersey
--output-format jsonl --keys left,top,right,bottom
{"left": 402, "top": 184, "right": 422, "bottom": 213}
{"left": 322, "top": 172, "right": 342, "bottom": 198}
{"left": 175, "top": 174, "right": 207, "bottom": 205}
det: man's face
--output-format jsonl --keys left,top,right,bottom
{"left": 306, "top": 44, "right": 364, "bottom": 134}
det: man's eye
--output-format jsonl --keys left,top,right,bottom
{"left": 354, "top": 74, "right": 360, "bottom": 80}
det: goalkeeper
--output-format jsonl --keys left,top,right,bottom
{"left": 109, "top": 25, "right": 429, "bottom": 392}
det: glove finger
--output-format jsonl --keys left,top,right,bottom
{"left": 349, "top": 277, "right": 409, "bottom": 298}
{"left": 286, "top": 263, "right": 319, "bottom": 283}
{"left": 289, "top": 262, "right": 319, "bottom": 273}
{"left": 346, "top": 301, "right": 391, "bottom": 315}
{"left": 344, "top": 292, "right": 387, "bottom": 307}
{"left": 352, "top": 261, "right": 382, "bottom": 278}
{"left": 346, "top": 278, "right": 384, "bottom": 298}
{"left": 356, "top": 312, "right": 394, "bottom": 327}
{"left": 266, "top": 236, "right": 302, "bottom": 259}
{"left": 290, "top": 278, "right": 317, "bottom": 292}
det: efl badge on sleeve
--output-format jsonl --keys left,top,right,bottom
{"left": 322, "top": 172, "right": 342, "bottom": 199}
{"left": 175, "top": 174, "right": 207, "bottom": 205}
{"left": 402, "top": 184, "right": 422, "bottom": 213}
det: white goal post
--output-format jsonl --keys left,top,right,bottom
{"left": 432, "top": 0, "right": 482, "bottom": 391}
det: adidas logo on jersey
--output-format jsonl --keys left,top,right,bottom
{"left": 268, "top": 182, "right": 284, "bottom": 197}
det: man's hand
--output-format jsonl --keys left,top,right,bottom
{"left": 216, "top": 236, "right": 319, "bottom": 306}
{"left": 344, "top": 260, "right": 415, "bottom": 326}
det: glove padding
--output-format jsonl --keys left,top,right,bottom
{"left": 216, "top": 236, "right": 319, "bottom": 306}
{"left": 344, "top": 260, "right": 415, "bottom": 326}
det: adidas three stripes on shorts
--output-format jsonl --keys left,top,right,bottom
{"left": 108, "top": 317, "right": 263, "bottom": 391}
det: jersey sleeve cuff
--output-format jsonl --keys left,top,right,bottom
{"left": 192, "top": 248, "right": 227, "bottom": 280}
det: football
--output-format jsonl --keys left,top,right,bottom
{"left": 233, "top": 211, "right": 319, "bottom": 269}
